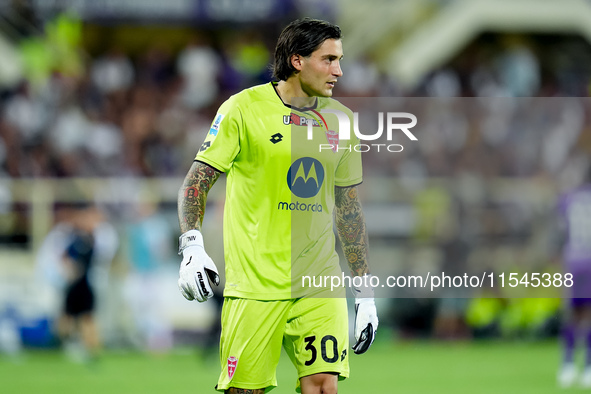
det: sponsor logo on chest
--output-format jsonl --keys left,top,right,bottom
{"left": 283, "top": 113, "right": 321, "bottom": 127}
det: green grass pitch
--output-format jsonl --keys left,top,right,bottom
{"left": 0, "top": 338, "right": 577, "bottom": 393}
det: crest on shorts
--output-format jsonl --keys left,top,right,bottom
{"left": 227, "top": 356, "right": 238, "bottom": 380}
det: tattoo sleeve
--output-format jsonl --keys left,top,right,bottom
{"left": 178, "top": 161, "right": 221, "bottom": 233}
{"left": 335, "top": 186, "right": 370, "bottom": 277}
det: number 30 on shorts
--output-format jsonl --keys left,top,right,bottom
{"left": 304, "top": 335, "right": 345, "bottom": 366}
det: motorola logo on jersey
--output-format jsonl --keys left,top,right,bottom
{"left": 287, "top": 157, "right": 325, "bottom": 198}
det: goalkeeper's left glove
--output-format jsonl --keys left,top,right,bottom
{"left": 352, "top": 276, "right": 378, "bottom": 354}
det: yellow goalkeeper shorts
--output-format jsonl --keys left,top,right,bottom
{"left": 216, "top": 297, "right": 349, "bottom": 392}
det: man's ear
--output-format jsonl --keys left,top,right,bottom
{"left": 291, "top": 54, "right": 303, "bottom": 72}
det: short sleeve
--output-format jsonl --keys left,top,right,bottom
{"left": 195, "top": 96, "right": 242, "bottom": 172}
{"left": 335, "top": 134, "right": 363, "bottom": 187}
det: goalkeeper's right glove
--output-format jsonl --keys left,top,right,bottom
{"left": 351, "top": 275, "right": 378, "bottom": 354}
{"left": 177, "top": 229, "right": 220, "bottom": 302}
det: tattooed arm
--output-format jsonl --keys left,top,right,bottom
{"left": 334, "top": 185, "right": 369, "bottom": 277}
{"left": 178, "top": 161, "right": 222, "bottom": 232}
{"left": 177, "top": 161, "right": 222, "bottom": 302}
{"left": 336, "top": 185, "right": 378, "bottom": 354}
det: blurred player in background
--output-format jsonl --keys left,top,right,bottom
{"left": 59, "top": 220, "right": 99, "bottom": 361}
{"left": 36, "top": 204, "right": 118, "bottom": 363}
{"left": 557, "top": 167, "right": 591, "bottom": 388}
{"left": 177, "top": 18, "right": 378, "bottom": 393}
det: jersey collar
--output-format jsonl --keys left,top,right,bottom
{"left": 271, "top": 81, "right": 318, "bottom": 112}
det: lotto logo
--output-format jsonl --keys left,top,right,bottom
{"left": 270, "top": 133, "right": 283, "bottom": 144}
{"left": 199, "top": 141, "right": 211, "bottom": 152}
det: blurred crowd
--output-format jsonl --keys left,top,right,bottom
{"left": 1, "top": 5, "right": 591, "bottom": 349}
{"left": 0, "top": 10, "right": 591, "bottom": 178}
{"left": 1, "top": 14, "right": 589, "bottom": 181}
{"left": 0, "top": 28, "right": 273, "bottom": 178}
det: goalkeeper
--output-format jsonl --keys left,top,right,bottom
{"left": 177, "top": 18, "right": 378, "bottom": 394}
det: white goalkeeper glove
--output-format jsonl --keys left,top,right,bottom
{"left": 352, "top": 275, "right": 378, "bottom": 354}
{"left": 178, "top": 229, "right": 220, "bottom": 302}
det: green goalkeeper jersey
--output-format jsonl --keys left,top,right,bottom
{"left": 196, "top": 82, "right": 362, "bottom": 300}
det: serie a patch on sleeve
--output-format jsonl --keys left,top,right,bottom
{"left": 209, "top": 113, "right": 225, "bottom": 136}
